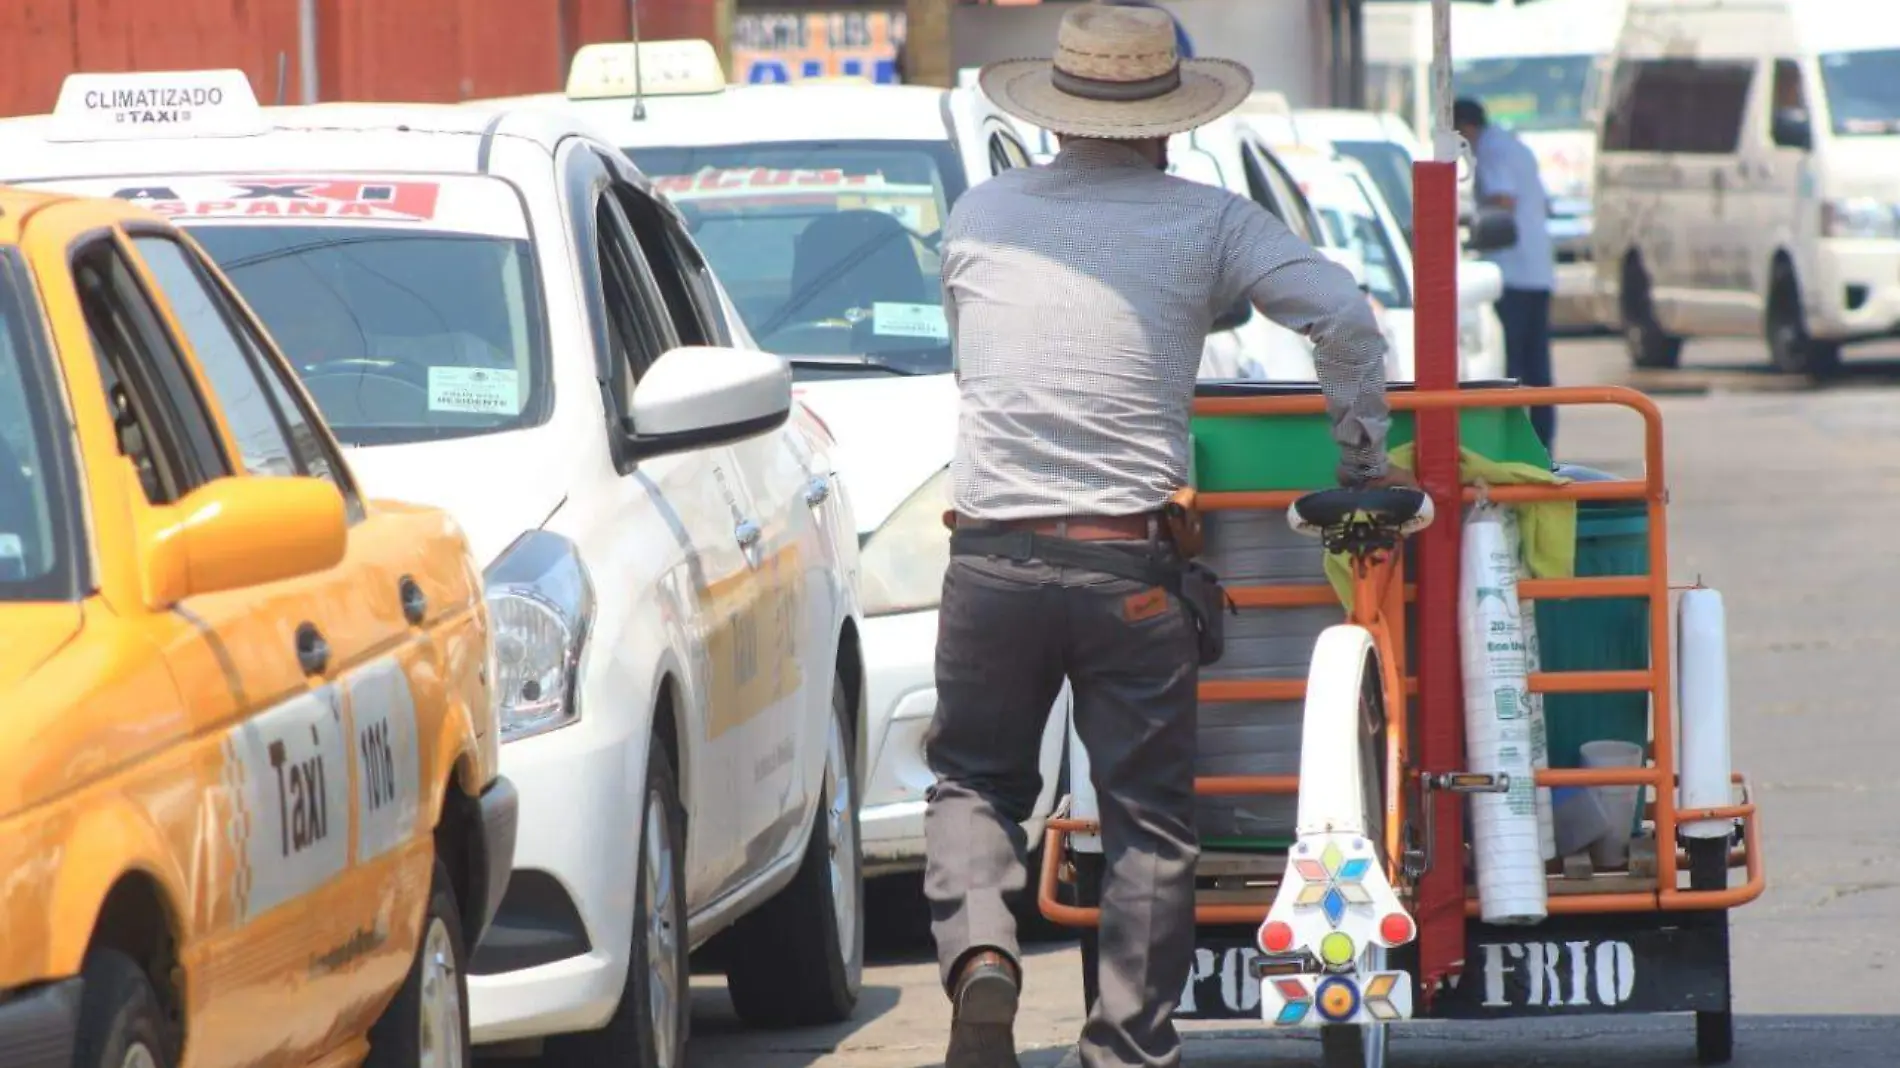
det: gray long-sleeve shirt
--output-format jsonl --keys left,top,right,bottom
{"left": 943, "top": 138, "right": 1392, "bottom": 521}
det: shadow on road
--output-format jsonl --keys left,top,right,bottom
{"left": 1625, "top": 358, "right": 1900, "bottom": 396}
{"left": 863, "top": 872, "right": 1080, "bottom": 967}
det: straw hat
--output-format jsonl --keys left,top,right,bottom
{"left": 978, "top": 5, "right": 1254, "bottom": 141}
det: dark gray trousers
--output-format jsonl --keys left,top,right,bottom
{"left": 924, "top": 548, "right": 1200, "bottom": 1068}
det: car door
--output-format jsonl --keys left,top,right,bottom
{"left": 124, "top": 226, "right": 474, "bottom": 1042}
{"left": 582, "top": 152, "right": 766, "bottom": 902}
{"left": 613, "top": 170, "right": 824, "bottom": 869}
{"left": 1750, "top": 58, "right": 1813, "bottom": 323}
{"left": 64, "top": 228, "right": 369, "bottom": 1067}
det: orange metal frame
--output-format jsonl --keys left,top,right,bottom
{"left": 1036, "top": 384, "right": 1765, "bottom": 930}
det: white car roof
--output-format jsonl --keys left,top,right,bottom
{"left": 1290, "top": 110, "right": 1421, "bottom": 156}
{"left": 0, "top": 98, "right": 634, "bottom": 192}
{"left": 475, "top": 83, "right": 956, "bottom": 149}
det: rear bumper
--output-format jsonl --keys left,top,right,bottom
{"left": 0, "top": 978, "right": 81, "bottom": 1068}
{"left": 471, "top": 776, "right": 521, "bottom": 945}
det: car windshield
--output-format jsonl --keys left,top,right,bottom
{"left": 1329, "top": 139, "right": 1415, "bottom": 239}
{"left": 630, "top": 139, "right": 968, "bottom": 381}
{"left": 1453, "top": 55, "right": 1597, "bottom": 132}
{"left": 1820, "top": 49, "right": 1900, "bottom": 135}
{"left": 0, "top": 249, "right": 81, "bottom": 602}
{"left": 187, "top": 226, "right": 549, "bottom": 447}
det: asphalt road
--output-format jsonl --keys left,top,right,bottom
{"left": 544, "top": 333, "right": 1900, "bottom": 1066}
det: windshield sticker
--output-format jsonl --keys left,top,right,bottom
{"left": 871, "top": 302, "right": 948, "bottom": 341}
{"left": 427, "top": 367, "right": 520, "bottom": 415}
{"left": 654, "top": 168, "right": 883, "bottom": 195}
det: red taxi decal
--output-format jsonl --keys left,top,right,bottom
{"left": 107, "top": 178, "right": 443, "bottom": 221}
{"left": 653, "top": 168, "right": 876, "bottom": 194}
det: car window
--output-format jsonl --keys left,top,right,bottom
{"left": 1602, "top": 58, "right": 1756, "bottom": 154}
{"left": 71, "top": 237, "right": 229, "bottom": 504}
{"left": 1248, "top": 144, "right": 1325, "bottom": 246}
{"left": 1815, "top": 49, "right": 1900, "bottom": 136}
{"left": 987, "top": 131, "right": 1031, "bottom": 175}
{"left": 1330, "top": 140, "right": 1415, "bottom": 241}
{"left": 614, "top": 180, "right": 723, "bottom": 349}
{"left": 631, "top": 139, "right": 969, "bottom": 380}
{"left": 595, "top": 191, "right": 676, "bottom": 387}
{"left": 189, "top": 222, "right": 551, "bottom": 448}
{"left": 132, "top": 235, "right": 299, "bottom": 478}
{"left": 0, "top": 249, "right": 82, "bottom": 601}
{"left": 1453, "top": 54, "right": 1597, "bottom": 133}
{"left": 128, "top": 233, "right": 363, "bottom": 520}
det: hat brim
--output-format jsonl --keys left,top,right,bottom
{"left": 979, "top": 57, "right": 1254, "bottom": 140}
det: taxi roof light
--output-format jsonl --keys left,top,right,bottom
{"left": 566, "top": 40, "right": 726, "bottom": 101}
{"left": 48, "top": 69, "right": 268, "bottom": 143}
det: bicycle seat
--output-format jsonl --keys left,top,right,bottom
{"left": 1288, "top": 486, "right": 1435, "bottom": 540}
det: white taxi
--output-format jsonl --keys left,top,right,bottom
{"left": 475, "top": 42, "right": 1075, "bottom": 900}
{"left": 0, "top": 69, "right": 868, "bottom": 1063}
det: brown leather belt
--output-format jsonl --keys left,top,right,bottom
{"left": 945, "top": 510, "right": 1165, "bottom": 543}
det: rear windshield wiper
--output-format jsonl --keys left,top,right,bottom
{"left": 786, "top": 354, "right": 927, "bottom": 376}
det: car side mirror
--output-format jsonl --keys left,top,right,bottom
{"left": 1772, "top": 107, "right": 1813, "bottom": 151}
{"left": 1463, "top": 207, "right": 1519, "bottom": 253}
{"left": 1212, "top": 297, "right": 1254, "bottom": 333}
{"left": 146, "top": 475, "right": 348, "bottom": 607}
{"left": 622, "top": 345, "right": 793, "bottom": 462}
{"left": 1320, "top": 246, "right": 1370, "bottom": 291}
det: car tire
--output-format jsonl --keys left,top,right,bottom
{"left": 1622, "top": 259, "right": 1683, "bottom": 370}
{"left": 545, "top": 741, "right": 689, "bottom": 1068}
{"left": 72, "top": 949, "right": 174, "bottom": 1068}
{"left": 726, "top": 674, "right": 864, "bottom": 1027}
{"left": 1767, "top": 265, "right": 1842, "bottom": 378}
{"left": 367, "top": 857, "right": 470, "bottom": 1068}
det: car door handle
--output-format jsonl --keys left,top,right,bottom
{"left": 295, "top": 622, "right": 330, "bottom": 676}
{"left": 735, "top": 520, "right": 763, "bottom": 549}
{"left": 804, "top": 475, "right": 830, "bottom": 507}
{"left": 399, "top": 575, "right": 427, "bottom": 626}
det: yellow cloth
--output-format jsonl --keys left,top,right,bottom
{"left": 1322, "top": 444, "right": 1577, "bottom": 610}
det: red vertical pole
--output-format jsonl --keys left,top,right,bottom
{"left": 1410, "top": 157, "right": 1467, "bottom": 999}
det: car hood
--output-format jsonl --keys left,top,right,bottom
{"left": 794, "top": 374, "right": 958, "bottom": 533}
{"left": 342, "top": 430, "right": 568, "bottom": 567}
{"left": 1818, "top": 136, "right": 1900, "bottom": 200}
{"left": 0, "top": 603, "right": 82, "bottom": 694}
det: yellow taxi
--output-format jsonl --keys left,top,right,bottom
{"left": 0, "top": 186, "right": 514, "bottom": 1068}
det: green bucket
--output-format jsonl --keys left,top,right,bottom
{"left": 1536, "top": 502, "right": 1651, "bottom": 769}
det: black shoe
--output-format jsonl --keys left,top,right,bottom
{"left": 946, "top": 950, "right": 1021, "bottom": 1068}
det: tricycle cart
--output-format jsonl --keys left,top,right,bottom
{"left": 1036, "top": 380, "right": 1764, "bottom": 1066}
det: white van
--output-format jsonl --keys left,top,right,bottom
{"left": 1592, "top": 0, "right": 1900, "bottom": 375}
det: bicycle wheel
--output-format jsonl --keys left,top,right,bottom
{"left": 1320, "top": 650, "right": 1393, "bottom": 1068}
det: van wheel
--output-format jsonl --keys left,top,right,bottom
{"left": 72, "top": 949, "right": 174, "bottom": 1068}
{"left": 546, "top": 741, "right": 688, "bottom": 1068}
{"left": 1622, "top": 260, "right": 1683, "bottom": 369}
{"left": 727, "top": 675, "right": 864, "bottom": 1027}
{"left": 1767, "top": 266, "right": 1842, "bottom": 378}
{"left": 367, "top": 857, "right": 470, "bottom": 1068}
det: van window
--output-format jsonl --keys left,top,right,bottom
{"left": 1602, "top": 58, "right": 1755, "bottom": 155}
{"left": 1819, "top": 48, "right": 1900, "bottom": 136}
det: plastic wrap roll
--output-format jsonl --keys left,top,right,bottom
{"left": 1459, "top": 505, "right": 1548, "bottom": 924}
{"left": 1500, "top": 508, "right": 1556, "bottom": 861}
{"left": 1678, "top": 588, "right": 1734, "bottom": 840}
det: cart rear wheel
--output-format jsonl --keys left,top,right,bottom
{"left": 1319, "top": 653, "right": 1394, "bottom": 1068}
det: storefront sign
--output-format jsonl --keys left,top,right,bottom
{"left": 733, "top": 10, "right": 907, "bottom": 84}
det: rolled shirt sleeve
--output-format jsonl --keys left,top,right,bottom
{"left": 1216, "top": 196, "right": 1392, "bottom": 478}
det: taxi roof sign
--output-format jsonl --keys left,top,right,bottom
{"left": 48, "top": 69, "right": 268, "bottom": 143}
{"left": 566, "top": 40, "right": 726, "bottom": 101}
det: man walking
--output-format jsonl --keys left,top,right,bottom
{"left": 1455, "top": 96, "right": 1559, "bottom": 451}
{"left": 924, "top": 7, "right": 1402, "bottom": 1067}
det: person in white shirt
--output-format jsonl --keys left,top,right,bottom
{"left": 1456, "top": 97, "right": 1557, "bottom": 451}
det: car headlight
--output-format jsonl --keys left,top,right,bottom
{"left": 483, "top": 530, "right": 595, "bottom": 742}
{"left": 1824, "top": 197, "right": 1900, "bottom": 239}
{"left": 859, "top": 467, "right": 953, "bottom": 617}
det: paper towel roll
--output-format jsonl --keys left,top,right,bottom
{"left": 1459, "top": 505, "right": 1548, "bottom": 924}
{"left": 1678, "top": 588, "right": 1734, "bottom": 840}
{"left": 1500, "top": 508, "right": 1556, "bottom": 862}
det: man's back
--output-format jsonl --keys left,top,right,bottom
{"left": 1474, "top": 125, "right": 1556, "bottom": 291}
{"left": 944, "top": 140, "right": 1281, "bottom": 521}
